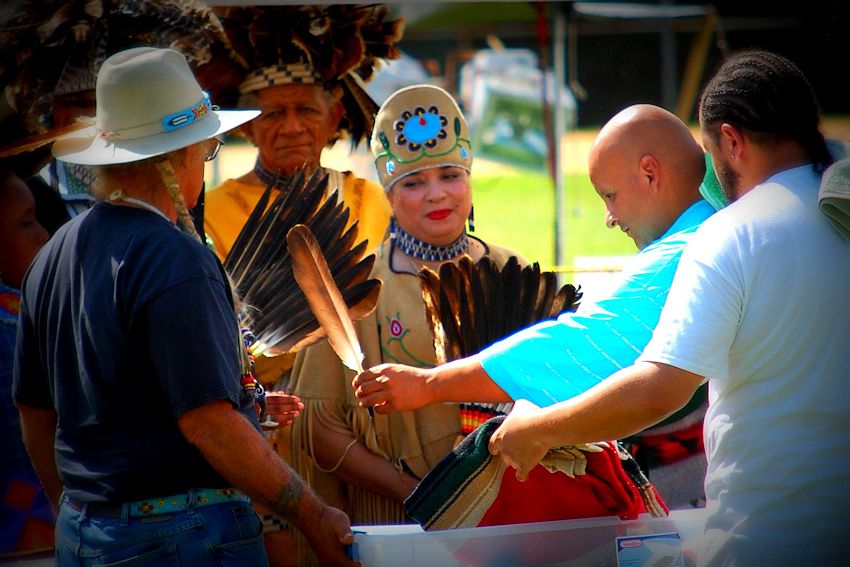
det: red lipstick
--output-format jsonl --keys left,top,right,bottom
{"left": 426, "top": 209, "right": 452, "bottom": 220}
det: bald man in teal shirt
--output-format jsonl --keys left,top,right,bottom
{"left": 354, "top": 105, "right": 716, "bottom": 507}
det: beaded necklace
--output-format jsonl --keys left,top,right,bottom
{"left": 390, "top": 218, "right": 469, "bottom": 262}
{"left": 253, "top": 159, "right": 283, "bottom": 187}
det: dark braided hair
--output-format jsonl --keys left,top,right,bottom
{"left": 699, "top": 49, "right": 833, "bottom": 175}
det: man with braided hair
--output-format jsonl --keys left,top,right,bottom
{"left": 485, "top": 49, "right": 850, "bottom": 565}
{"left": 13, "top": 47, "right": 355, "bottom": 567}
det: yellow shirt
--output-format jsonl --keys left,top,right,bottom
{"left": 204, "top": 169, "right": 391, "bottom": 261}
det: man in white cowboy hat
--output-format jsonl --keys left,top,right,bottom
{"left": 12, "top": 47, "right": 355, "bottom": 567}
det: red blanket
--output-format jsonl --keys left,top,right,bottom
{"left": 406, "top": 416, "right": 667, "bottom": 530}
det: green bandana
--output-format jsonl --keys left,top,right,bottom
{"left": 699, "top": 152, "right": 730, "bottom": 211}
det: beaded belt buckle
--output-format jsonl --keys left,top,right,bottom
{"left": 129, "top": 488, "right": 250, "bottom": 517}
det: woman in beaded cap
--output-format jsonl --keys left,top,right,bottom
{"left": 288, "top": 85, "right": 526, "bottom": 529}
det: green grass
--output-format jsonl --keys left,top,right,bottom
{"left": 471, "top": 171, "right": 636, "bottom": 270}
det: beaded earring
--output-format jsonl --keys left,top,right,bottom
{"left": 468, "top": 204, "right": 475, "bottom": 232}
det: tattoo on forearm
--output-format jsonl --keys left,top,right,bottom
{"left": 273, "top": 480, "right": 304, "bottom": 518}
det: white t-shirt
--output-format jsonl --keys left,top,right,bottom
{"left": 640, "top": 165, "right": 850, "bottom": 564}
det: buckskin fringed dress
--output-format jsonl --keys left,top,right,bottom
{"left": 288, "top": 236, "right": 522, "bottom": 526}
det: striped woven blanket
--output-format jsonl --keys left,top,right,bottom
{"left": 405, "top": 416, "right": 667, "bottom": 531}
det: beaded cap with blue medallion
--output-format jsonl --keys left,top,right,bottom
{"left": 371, "top": 84, "right": 473, "bottom": 191}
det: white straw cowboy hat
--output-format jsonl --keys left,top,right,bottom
{"left": 53, "top": 47, "right": 259, "bottom": 165}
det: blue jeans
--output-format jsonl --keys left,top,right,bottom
{"left": 56, "top": 493, "right": 269, "bottom": 566}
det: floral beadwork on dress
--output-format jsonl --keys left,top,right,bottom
{"left": 394, "top": 106, "right": 448, "bottom": 151}
{"left": 387, "top": 314, "right": 405, "bottom": 338}
{"left": 381, "top": 311, "right": 429, "bottom": 367}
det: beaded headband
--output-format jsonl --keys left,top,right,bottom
{"left": 239, "top": 64, "right": 323, "bottom": 94}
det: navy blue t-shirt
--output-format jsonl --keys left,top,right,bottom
{"left": 13, "top": 203, "right": 258, "bottom": 502}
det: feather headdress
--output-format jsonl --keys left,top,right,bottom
{"left": 225, "top": 169, "right": 380, "bottom": 357}
{"left": 212, "top": 5, "right": 404, "bottom": 147}
{"left": 420, "top": 255, "right": 581, "bottom": 365}
{"left": 0, "top": 0, "right": 235, "bottom": 173}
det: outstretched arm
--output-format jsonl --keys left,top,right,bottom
{"left": 489, "top": 361, "right": 704, "bottom": 481}
{"left": 353, "top": 355, "right": 511, "bottom": 414}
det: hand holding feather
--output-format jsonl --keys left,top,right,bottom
{"left": 287, "top": 224, "right": 380, "bottom": 415}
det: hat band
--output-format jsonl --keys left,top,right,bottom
{"left": 239, "top": 64, "right": 323, "bottom": 94}
{"left": 98, "top": 94, "right": 213, "bottom": 140}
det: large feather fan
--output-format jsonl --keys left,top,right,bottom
{"left": 225, "top": 169, "right": 381, "bottom": 358}
{"left": 418, "top": 255, "right": 580, "bottom": 432}
{"left": 419, "top": 255, "right": 581, "bottom": 433}
{"left": 419, "top": 256, "right": 581, "bottom": 365}
{"left": 211, "top": 5, "right": 404, "bottom": 147}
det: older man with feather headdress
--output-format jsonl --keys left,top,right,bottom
{"left": 203, "top": 5, "right": 402, "bottom": 268}
{"left": 202, "top": 4, "right": 403, "bottom": 390}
